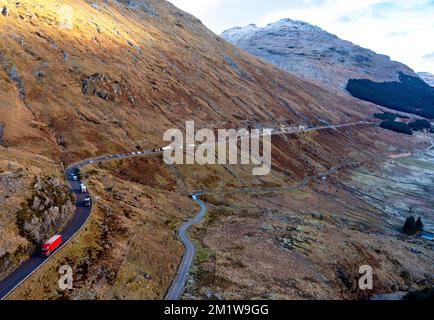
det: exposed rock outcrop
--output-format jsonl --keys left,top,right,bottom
{"left": 0, "top": 54, "right": 25, "bottom": 100}
{"left": 82, "top": 73, "right": 136, "bottom": 105}
{"left": 0, "top": 122, "right": 4, "bottom": 145}
{"left": 116, "top": 0, "right": 156, "bottom": 16}
{"left": 1, "top": 6, "right": 9, "bottom": 17}
{"left": 16, "top": 177, "right": 74, "bottom": 244}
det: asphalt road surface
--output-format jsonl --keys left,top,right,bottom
{"left": 165, "top": 194, "right": 207, "bottom": 300}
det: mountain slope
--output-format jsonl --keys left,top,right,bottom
{"left": 0, "top": 4, "right": 379, "bottom": 160}
{"left": 1, "top": 1, "right": 432, "bottom": 300}
{"left": 221, "top": 19, "right": 418, "bottom": 90}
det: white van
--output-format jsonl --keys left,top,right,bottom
{"left": 80, "top": 183, "right": 87, "bottom": 193}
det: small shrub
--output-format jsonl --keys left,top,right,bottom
{"left": 409, "top": 119, "right": 432, "bottom": 131}
{"left": 415, "top": 217, "right": 424, "bottom": 233}
{"left": 404, "top": 287, "right": 434, "bottom": 300}
{"left": 403, "top": 216, "right": 424, "bottom": 235}
{"left": 380, "top": 120, "right": 413, "bottom": 135}
{"left": 374, "top": 112, "right": 397, "bottom": 121}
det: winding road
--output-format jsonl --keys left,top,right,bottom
{"left": 0, "top": 150, "right": 160, "bottom": 300}
{"left": 0, "top": 121, "right": 376, "bottom": 300}
{"left": 165, "top": 194, "right": 207, "bottom": 300}
{"left": 0, "top": 164, "right": 96, "bottom": 300}
{"left": 164, "top": 160, "right": 359, "bottom": 300}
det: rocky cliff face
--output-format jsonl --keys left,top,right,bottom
{"left": 0, "top": 122, "right": 4, "bottom": 145}
{"left": 222, "top": 19, "right": 418, "bottom": 90}
{"left": 0, "top": 152, "right": 72, "bottom": 278}
{"left": 0, "top": 175, "right": 73, "bottom": 275}
{"left": 16, "top": 176, "right": 74, "bottom": 244}
{"left": 419, "top": 72, "right": 434, "bottom": 87}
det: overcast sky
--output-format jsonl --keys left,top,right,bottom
{"left": 169, "top": 0, "right": 434, "bottom": 73}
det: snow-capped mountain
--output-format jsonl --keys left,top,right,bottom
{"left": 221, "top": 19, "right": 418, "bottom": 90}
{"left": 418, "top": 72, "right": 434, "bottom": 87}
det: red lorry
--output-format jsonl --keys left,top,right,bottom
{"left": 41, "top": 235, "right": 63, "bottom": 257}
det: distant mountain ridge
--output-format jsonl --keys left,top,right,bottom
{"left": 221, "top": 19, "right": 419, "bottom": 90}
{"left": 221, "top": 18, "right": 434, "bottom": 119}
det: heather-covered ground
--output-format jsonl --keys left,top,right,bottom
{"left": 1, "top": 0, "right": 432, "bottom": 300}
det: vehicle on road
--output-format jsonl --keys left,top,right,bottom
{"left": 70, "top": 175, "right": 78, "bottom": 181}
{"left": 155, "top": 146, "right": 175, "bottom": 152}
{"left": 41, "top": 235, "right": 62, "bottom": 257}
{"left": 80, "top": 183, "right": 87, "bottom": 193}
{"left": 84, "top": 196, "right": 92, "bottom": 207}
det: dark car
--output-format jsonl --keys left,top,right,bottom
{"left": 84, "top": 196, "right": 92, "bottom": 207}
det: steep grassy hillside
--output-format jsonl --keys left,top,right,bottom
{"left": 1, "top": 0, "right": 431, "bottom": 299}
{"left": 0, "top": 0, "right": 378, "bottom": 161}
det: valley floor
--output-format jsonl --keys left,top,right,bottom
{"left": 183, "top": 137, "right": 434, "bottom": 300}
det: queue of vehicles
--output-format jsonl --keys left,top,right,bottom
{"left": 42, "top": 170, "right": 93, "bottom": 258}
{"left": 50, "top": 147, "right": 171, "bottom": 259}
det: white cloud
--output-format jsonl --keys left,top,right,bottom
{"left": 169, "top": 0, "right": 434, "bottom": 73}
